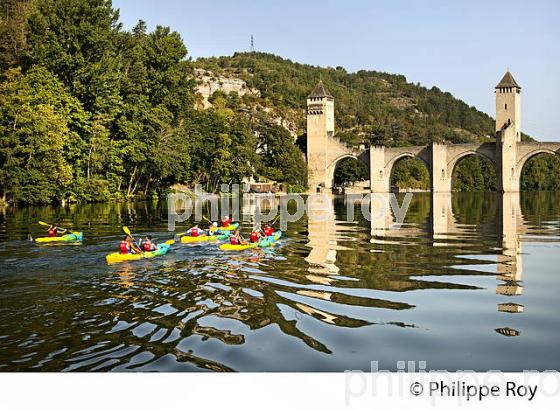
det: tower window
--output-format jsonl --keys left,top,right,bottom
{"left": 505, "top": 103, "right": 507, "bottom": 110}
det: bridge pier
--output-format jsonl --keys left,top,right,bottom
{"left": 369, "top": 146, "right": 391, "bottom": 192}
{"left": 497, "top": 126, "right": 520, "bottom": 192}
{"left": 431, "top": 143, "right": 452, "bottom": 192}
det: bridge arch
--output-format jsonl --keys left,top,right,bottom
{"left": 516, "top": 148, "right": 560, "bottom": 173}
{"left": 447, "top": 150, "right": 497, "bottom": 178}
{"left": 385, "top": 151, "right": 431, "bottom": 171}
{"left": 448, "top": 150, "right": 498, "bottom": 191}
{"left": 327, "top": 153, "right": 369, "bottom": 189}
{"left": 385, "top": 152, "right": 431, "bottom": 191}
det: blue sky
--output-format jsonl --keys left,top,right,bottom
{"left": 113, "top": 0, "right": 560, "bottom": 140}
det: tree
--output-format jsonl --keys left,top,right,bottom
{"left": 0, "top": 0, "right": 33, "bottom": 75}
{"left": 257, "top": 123, "right": 307, "bottom": 186}
{"left": 0, "top": 67, "right": 86, "bottom": 203}
{"left": 390, "top": 158, "right": 429, "bottom": 190}
{"left": 334, "top": 158, "right": 368, "bottom": 186}
{"left": 452, "top": 156, "right": 497, "bottom": 192}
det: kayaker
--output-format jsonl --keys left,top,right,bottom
{"left": 249, "top": 225, "right": 264, "bottom": 243}
{"left": 141, "top": 235, "right": 157, "bottom": 252}
{"left": 230, "top": 229, "right": 247, "bottom": 245}
{"left": 119, "top": 235, "right": 142, "bottom": 254}
{"left": 47, "top": 225, "right": 68, "bottom": 237}
{"left": 209, "top": 222, "right": 221, "bottom": 235}
{"left": 262, "top": 224, "right": 274, "bottom": 237}
{"left": 221, "top": 215, "right": 233, "bottom": 227}
{"left": 186, "top": 224, "right": 206, "bottom": 237}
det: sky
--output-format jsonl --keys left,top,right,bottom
{"left": 112, "top": 0, "right": 560, "bottom": 140}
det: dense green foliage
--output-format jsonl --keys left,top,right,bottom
{"left": 0, "top": 0, "right": 301, "bottom": 203}
{"left": 334, "top": 158, "right": 368, "bottom": 186}
{"left": 255, "top": 123, "right": 307, "bottom": 186}
{"left": 520, "top": 154, "right": 560, "bottom": 191}
{"left": 196, "top": 53, "right": 498, "bottom": 145}
{"left": 452, "top": 156, "right": 497, "bottom": 192}
{"left": 390, "top": 158, "right": 430, "bottom": 190}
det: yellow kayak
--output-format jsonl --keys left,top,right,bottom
{"left": 106, "top": 243, "right": 171, "bottom": 264}
{"left": 209, "top": 222, "right": 239, "bottom": 232}
{"left": 180, "top": 231, "right": 230, "bottom": 243}
{"left": 180, "top": 235, "right": 218, "bottom": 243}
{"left": 219, "top": 231, "right": 282, "bottom": 251}
{"left": 219, "top": 243, "right": 258, "bottom": 251}
{"left": 35, "top": 232, "right": 83, "bottom": 243}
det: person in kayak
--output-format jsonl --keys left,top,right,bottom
{"left": 262, "top": 224, "right": 274, "bottom": 237}
{"left": 120, "top": 235, "right": 142, "bottom": 254}
{"left": 209, "top": 222, "right": 222, "bottom": 236}
{"left": 230, "top": 229, "right": 247, "bottom": 245}
{"left": 47, "top": 225, "right": 69, "bottom": 237}
{"left": 221, "top": 215, "right": 233, "bottom": 227}
{"left": 249, "top": 230, "right": 264, "bottom": 243}
{"left": 186, "top": 224, "right": 206, "bottom": 237}
{"left": 141, "top": 235, "right": 157, "bottom": 252}
{"left": 249, "top": 223, "right": 264, "bottom": 243}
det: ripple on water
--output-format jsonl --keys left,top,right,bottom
{"left": 2, "top": 193, "right": 560, "bottom": 371}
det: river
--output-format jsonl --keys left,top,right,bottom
{"left": 1, "top": 192, "right": 559, "bottom": 371}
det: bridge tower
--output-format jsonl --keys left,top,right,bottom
{"left": 496, "top": 71, "right": 522, "bottom": 192}
{"left": 495, "top": 71, "right": 521, "bottom": 141}
{"left": 306, "top": 80, "right": 335, "bottom": 192}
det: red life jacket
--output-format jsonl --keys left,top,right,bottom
{"left": 143, "top": 241, "right": 154, "bottom": 252}
{"left": 191, "top": 227, "right": 199, "bottom": 237}
{"left": 119, "top": 241, "right": 130, "bottom": 254}
{"left": 264, "top": 227, "right": 273, "bottom": 236}
{"left": 230, "top": 236, "right": 238, "bottom": 245}
{"left": 48, "top": 228, "right": 56, "bottom": 237}
{"left": 223, "top": 219, "right": 230, "bottom": 227}
{"left": 249, "top": 232, "right": 258, "bottom": 243}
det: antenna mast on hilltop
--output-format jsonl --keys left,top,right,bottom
{"left": 250, "top": 35, "right": 255, "bottom": 52}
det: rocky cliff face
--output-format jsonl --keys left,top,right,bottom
{"left": 194, "top": 68, "right": 299, "bottom": 139}
{"left": 194, "top": 68, "right": 260, "bottom": 109}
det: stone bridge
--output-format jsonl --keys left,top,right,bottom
{"left": 305, "top": 74, "right": 560, "bottom": 193}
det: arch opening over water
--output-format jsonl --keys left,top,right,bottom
{"left": 389, "top": 156, "right": 430, "bottom": 192}
{"left": 331, "top": 156, "right": 369, "bottom": 189}
{"left": 451, "top": 153, "right": 497, "bottom": 192}
{"left": 519, "top": 152, "right": 560, "bottom": 191}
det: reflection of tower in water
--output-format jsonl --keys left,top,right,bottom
{"left": 431, "top": 192, "right": 454, "bottom": 246}
{"left": 305, "top": 194, "right": 339, "bottom": 281}
{"left": 432, "top": 191, "right": 525, "bottom": 334}
{"left": 369, "top": 193, "right": 392, "bottom": 241}
{"left": 496, "top": 192, "right": 524, "bottom": 313}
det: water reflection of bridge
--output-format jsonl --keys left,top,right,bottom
{"left": 306, "top": 192, "right": 526, "bottom": 320}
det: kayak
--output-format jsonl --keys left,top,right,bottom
{"left": 219, "top": 242, "right": 258, "bottom": 251}
{"left": 180, "top": 231, "right": 230, "bottom": 243}
{"left": 219, "top": 231, "right": 282, "bottom": 251}
{"left": 105, "top": 243, "right": 171, "bottom": 264}
{"left": 209, "top": 222, "right": 239, "bottom": 232}
{"left": 35, "top": 231, "right": 83, "bottom": 244}
{"left": 259, "top": 231, "right": 282, "bottom": 248}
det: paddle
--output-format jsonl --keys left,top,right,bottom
{"left": 38, "top": 220, "right": 74, "bottom": 238}
{"left": 174, "top": 231, "right": 187, "bottom": 240}
{"left": 122, "top": 226, "right": 134, "bottom": 238}
{"left": 122, "top": 226, "right": 142, "bottom": 251}
{"left": 38, "top": 220, "right": 71, "bottom": 233}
